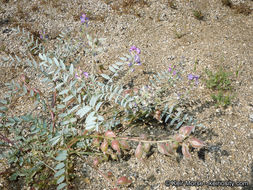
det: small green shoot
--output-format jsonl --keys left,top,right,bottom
{"left": 193, "top": 10, "right": 204, "bottom": 20}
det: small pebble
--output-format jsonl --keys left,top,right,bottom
{"left": 249, "top": 114, "right": 253, "bottom": 123}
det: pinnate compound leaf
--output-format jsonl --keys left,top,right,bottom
{"left": 89, "top": 95, "right": 99, "bottom": 107}
{"left": 69, "top": 64, "right": 74, "bottom": 75}
{"left": 57, "top": 183, "right": 67, "bottom": 190}
{"left": 85, "top": 111, "right": 96, "bottom": 124}
{"left": 63, "top": 95, "right": 73, "bottom": 103}
{"left": 0, "top": 106, "right": 8, "bottom": 111}
{"left": 59, "top": 89, "right": 69, "bottom": 95}
{"left": 55, "top": 163, "right": 65, "bottom": 170}
{"left": 176, "top": 121, "right": 184, "bottom": 129}
{"left": 0, "top": 99, "right": 7, "bottom": 104}
{"left": 53, "top": 57, "right": 59, "bottom": 67}
{"left": 50, "top": 135, "right": 61, "bottom": 146}
{"left": 57, "top": 175, "right": 65, "bottom": 184}
{"left": 101, "top": 74, "right": 110, "bottom": 80}
{"left": 55, "top": 150, "right": 67, "bottom": 161}
{"left": 54, "top": 168, "right": 65, "bottom": 178}
{"left": 76, "top": 106, "right": 92, "bottom": 118}
{"left": 109, "top": 65, "right": 116, "bottom": 73}
{"left": 95, "top": 102, "right": 103, "bottom": 111}
{"left": 60, "top": 60, "right": 66, "bottom": 70}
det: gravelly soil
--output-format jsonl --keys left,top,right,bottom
{"left": 0, "top": 0, "right": 253, "bottom": 189}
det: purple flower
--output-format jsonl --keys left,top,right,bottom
{"left": 75, "top": 73, "right": 80, "bottom": 79}
{"left": 188, "top": 74, "right": 199, "bottom": 80}
{"left": 80, "top": 14, "right": 89, "bottom": 24}
{"left": 130, "top": 46, "right": 141, "bottom": 54}
{"left": 188, "top": 74, "right": 194, "bottom": 80}
{"left": 83, "top": 72, "right": 89, "bottom": 78}
{"left": 188, "top": 74, "right": 200, "bottom": 85}
{"left": 40, "top": 31, "right": 48, "bottom": 40}
{"left": 173, "top": 71, "right": 177, "bottom": 75}
{"left": 134, "top": 55, "right": 141, "bottom": 65}
{"left": 128, "top": 62, "right": 133, "bottom": 67}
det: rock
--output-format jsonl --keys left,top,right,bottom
{"left": 249, "top": 113, "right": 253, "bottom": 123}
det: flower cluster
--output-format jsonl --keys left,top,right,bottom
{"left": 188, "top": 74, "right": 200, "bottom": 85}
{"left": 39, "top": 31, "right": 49, "bottom": 40}
{"left": 168, "top": 64, "right": 177, "bottom": 76}
{"left": 80, "top": 14, "right": 89, "bottom": 26}
{"left": 128, "top": 46, "right": 141, "bottom": 68}
{"left": 75, "top": 67, "right": 89, "bottom": 80}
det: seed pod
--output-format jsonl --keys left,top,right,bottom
{"left": 120, "top": 140, "right": 130, "bottom": 150}
{"left": 101, "top": 139, "right": 108, "bottom": 153}
{"left": 188, "top": 137, "right": 205, "bottom": 148}
{"left": 143, "top": 143, "right": 151, "bottom": 153}
{"left": 172, "top": 134, "right": 185, "bottom": 142}
{"left": 117, "top": 176, "right": 132, "bottom": 186}
{"left": 93, "top": 157, "right": 99, "bottom": 167}
{"left": 111, "top": 140, "right": 120, "bottom": 154}
{"left": 179, "top": 126, "right": 195, "bottom": 137}
{"left": 93, "top": 138, "right": 100, "bottom": 147}
{"left": 182, "top": 143, "right": 191, "bottom": 159}
{"left": 135, "top": 143, "right": 143, "bottom": 159}
{"left": 105, "top": 131, "right": 116, "bottom": 138}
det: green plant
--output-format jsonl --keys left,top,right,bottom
{"left": 193, "top": 10, "right": 204, "bottom": 20}
{"left": 205, "top": 68, "right": 234, "bottom": 107}
{"left": 211, "top": 91, "right": 232, "bottom": 107}
{"left": 205, "top": 68, "right": 232, "bottom": 91}
{"left": 0, "top": 13, "right": 206, "bottom": 189}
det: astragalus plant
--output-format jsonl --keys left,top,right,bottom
{"left": 0, "top": 13, "right": 205, "bottom": 189}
